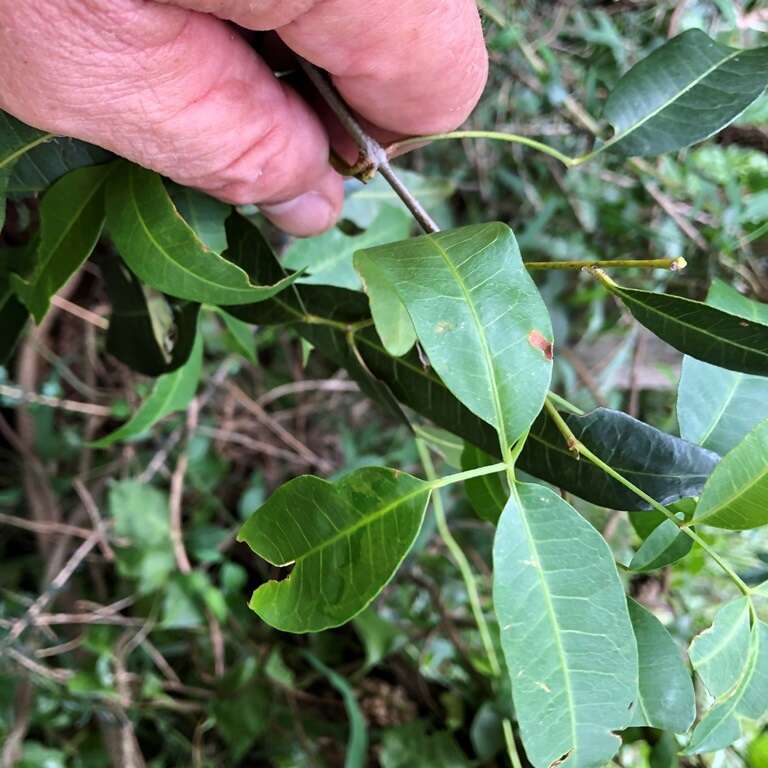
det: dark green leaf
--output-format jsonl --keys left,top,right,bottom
{"left": 493, "top": 483, "right": 637, "bottom": 768}
{"left": 238, "top": 467, "right": 431, "bottom": 632}
{"left": 600, "top": 274, "right": 768, "bottom": 376}
{"left": 461, "top": 443, "right": 507, "bottom": 524}
{"left": 380, "top": 722, "right": 469, "bottom": 768}
{"left": 628, "top": 599, "right": 695, "bottom": 733}
{"left": 0, "top": 292, "right": 28, "bottom": 365}
{"left": 306, "top": 654, "right": 368, "bottom": 768}
{"left": 105, "top": 163, "right": 299, "bottom": 304}
{"left": 7, "top": 136, "right": 111, "bottom": 196}
{"left": 355, "top": 223, "right": 553, "bottom": 451}
{"left": 601, "top": 30, "right": 768, "bottom": 157}
{"left": 101, "top": 255, "right": 200, "bottom": 377}
{"left": 693, "top": 418, "right": 768, "bottom": 530}
{"left": 12, "top": 164, "right": 111, "bottom": 321}
{"left": 678, "top": 280, "right": 768, "bottom": 456}
{"left": 92, "top": 331, "right": 203, "bottom": 448}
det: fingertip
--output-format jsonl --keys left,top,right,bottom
{"left": 259, "top": 169, "right": 344, "bottom": 237}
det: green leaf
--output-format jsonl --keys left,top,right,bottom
{"left": 355, "top": 247, "right": 416, "bottom": 356}
{"left": 355, "top": 223, "right": 553, "bottom": 450}
{"left": 238, "top": 467, "right": 430, "bottom": 632}
{"left": 215, "top": 308, "right": 258, "bottom": 365}
{"left": 306, "top": 654, "right": 368, "bottom": 768}
{"left": 693, "top": 418, "right": 768, "bottom": 529}
{"left": 600, "top": 275, "right": 768, "bottom": 376}
{"left": 678, "top": 280, "right": 768, "bottom": 456}
{"left": 629, "top": 519, "right": 693, "bottom": 571}
{"left": 380, "top": 722, "right": 470, "bottom": 768}
{"left": 600, "top": 30, "right": 768, "bottom": 157}
{"left": 101, "top": 255, "right": 200, "bottom": 377}
{"left": 105, "top": 163, "right": 299, "bottom": 304}
{"left": 11, "top": 164, "right": 111, "bottom": 321}
{"left": 493, "top": 483, "right": 637, "bottom": 768}
{"left": 167, "top": 182, "right": 229, "bottom": 253}
{"left": 352, "top": 607, "right": 403, "bottom": 670}
{"left": 628, "top": 599, "right": 695, "bottom": 733}
{"left": 223, "top": 225, "right": 718, "bottom": 511}
{"left": 0, "top": 112, "right": 53, "bottom": 232}
{"left": 412, "top": 426, "right": 464, "bottom": 469}
{"left": 92, "top": 331, "right": 203, "bottom": 448}
{"left": 7, "top": 136, "right": 111, "bottom": 196}
{"left": 689, "top": 597, "right": 752, "bottom": 698}
{"left": 109, "top": 481, "right": 175, "bottom": 594}
{"left": 283, "top": 206, "right": 411, "bottom": 290}
{"left": 686, "top": 620, "right": 768, "bottom": 754}
{"left": 461, "top": 443, "right": 507, "bottom": 525}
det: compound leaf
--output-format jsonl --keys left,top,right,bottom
{"left": 493, "top": 483, "right": 637, "bottom": 768}
{"left": 601, "top": 30, "right": 768, "bottom": 157}
{"left": 238, "top": 467, "right": 431, "bottom": 633}
{"left": 693, "top": 418, "right": 768, "bottom": 530}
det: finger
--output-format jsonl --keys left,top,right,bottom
{"left": 156, "top": 0, "right": 489, "bottom": 136}
{"left": 0, "top": 0, "right": 343, "bottom": 236}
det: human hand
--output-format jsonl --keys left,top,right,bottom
{"left": 0, "top": 0, "right": 488, "bottom": 236}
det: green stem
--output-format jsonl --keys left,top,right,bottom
{"left": 416, "top": 439, "right": 524, "bottom": 768}
{"left": 547, "top": 391, "right": 585, "bottom": 416}
{"left": 543, "top": 397, "right": 752, "bottom": 597}
{"left": 388, "top": 131, "right": 577, "bottom": 168}
{"left": 417, "top": 440, "right": 502, "bottom": 675}
{"left": 526, "top": 257, "right": 687, "bottom": 272}
{"left": 430, "top": 461, "right": 509, "bottom": 490}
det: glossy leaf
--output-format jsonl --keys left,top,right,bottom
{"left": 629, "top": 519, "right": 693, "bottom": 571}
{"left": 355, "top": 223, "right": 553, "bottom": 450}
{"left": 0, "top": 112, "right": 53, "bottom": 231}
{"left": 689, "top": 597, "right": 751, "bottom": 698}
{"left": 678, "top": 280, "right": 768, "bottom": 456}
{"left": 693, "top": 418, "right": 768, "bottom": 529}
{"left": 12, "top": 164, "right": 111, "bottom": 321}
{"left": 686, "top": 619, "right": 768, "bottom": 754}
{"left": 284, "top": 206, "right": 411, "bottom": 290}
{"left": 92, "top": 332, "right": 203, "bottom": 448}
{"left": 106, "top": 164, "right": 299, "bottom": 304}
{"left": 101, "top": 255, "right": 200, "bottom": 377}
{"left": 306, "top": 654, "right": 368, "bottom": 768}
{"left": 7, "top": 136, "right": 111, "bottom": 196}
{"left": 461, "top": 443, "right": 507, "bottom": 525}
{"left": 601, "top": 277, "right": 768, "bottom": 376}
{"left": 493, "top": 483, "right": 637, "bottom": 768}
{"left": 238, "top": 467, "right": 431, "bottom": 633}
{"left": 601, "top": 30, "right": 768, "bottom": 157}
{"left": 628, "top": 599, "right": 695, "bottom": 733}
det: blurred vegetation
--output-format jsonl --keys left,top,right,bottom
{"left": 1, "top": 1, "right": 767, "bottom": 766}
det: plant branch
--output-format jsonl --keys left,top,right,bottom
{"left": 525, "top": 257, "right": 687, "bottom": 271}
{"left": 297, "top": 58, "right": 440, "bottom": 235}
{"left": 543, "top": 397, "right": 752, "bottom": 597}
{"left": 429, "top": 461, "right": 510, "bottom": 490}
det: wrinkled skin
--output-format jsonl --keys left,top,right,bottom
{"left": 0, "top": 0, "right": 488, "bottom": 235}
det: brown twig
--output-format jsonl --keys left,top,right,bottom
{"left": 169, "top": 399, "right": 198, "bottom": 575}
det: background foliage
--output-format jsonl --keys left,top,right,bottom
{"left": 1, "top": 1, "right": 768, "bottom": 766}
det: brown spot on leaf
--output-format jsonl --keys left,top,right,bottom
{"left": 528, "top": 330, "right": 553, "bottom": 360}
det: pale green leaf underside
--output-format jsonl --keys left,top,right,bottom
{"left": 628, "top": 519, "right": 692, "bottom": 572}
{"left": 106, "top": 163, "right": 298, "bottom": 305}
{"left": 92, "top": 332, "right": 203, "bottom": 448}
{"left": 689, "top": 597, "right": 751, "bottom": 698}
{"left": 693, "top": 418, "right": 768, "bottom": 529}
{"left": 355, "top": 223, "right": 553, "bottom": 451}
{"left": 603, "top": 29, "right": 768, "bottom": 157}
{"left": 686, "top": 620, "right": 768, "bottom": 755}
{"left": 238, "top": 467, "right": 430, "bottom": 633}
{"left": 493, "top": 483, "right": 637, "bottom": 768}
{"left": 628, "top": 599, "right": 695, "bottom": 733}
{"left": 678, "top": 280, "right": 768, "bottom": 456}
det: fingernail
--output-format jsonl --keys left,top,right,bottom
{"left": 260, "top": 191, "right": 335, "bottom": 237}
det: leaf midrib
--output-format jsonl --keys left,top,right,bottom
{"left": 0, "top": 133, "right": 54, "bottom": 169}
{"left": 621, "top": 288, "right": 768, "bottom": 362}
{"left": 603, "top": 44, "right": 743, "bottom": 152}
